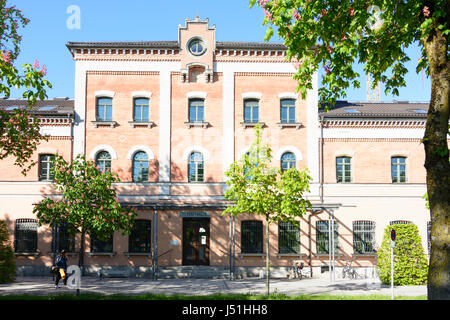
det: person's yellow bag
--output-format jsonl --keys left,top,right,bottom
{"left": 59, "top": 268, "right": 66, "bottom": 279}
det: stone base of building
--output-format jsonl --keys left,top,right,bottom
{"left": 16, "top": 265, "right": 379, "bottom": 280}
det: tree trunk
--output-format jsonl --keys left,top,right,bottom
{"left": 78, "top": 230, "right": 85, "bottom": 276}
{"left": 265, "top": 219, "right": 270, "bottom": 296}
{"left": 422, "top": 25, "right": 450, "bottom": 300}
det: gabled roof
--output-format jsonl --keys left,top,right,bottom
{"left": 319, "top": 100, "right": 429, "bottom": 119}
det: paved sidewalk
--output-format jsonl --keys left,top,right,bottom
{"left": 0, "top": 276, "right": 427, "bottom": 298}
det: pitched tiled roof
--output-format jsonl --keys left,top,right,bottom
{"left": 0, "top": 98, "right": 74, "bottom": 116}
{"left": 319, "top": 101, "right": 429, "bottom": 119}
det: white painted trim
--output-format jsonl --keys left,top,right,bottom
{"left": 182, "top": 146, "right": 211, "bottom": 161}
{"left": 159, "top": 68, "right": 173, "bottom": 182}
{"left": 126, "top": 146, "right": 155, "bottom": 160}
{"left": 323, "top": 127, "right": 426, "bottom": 139}
{"left": 275, "top": 146, "right": 303, "bottom": 161}
{"left": 222, "top": 70, "right": 235, "bottom": 180}
{"left": 131, "top": 91, "right": 152, "bottom": 99}
{"left": 242, "top": 92, "right": 262, "bottom": 100}
{"left": 307, "top": 71, "right": 319, "bottom": 183}
{"left": 278, "top": 92, "right": 298, "bottom": 100}
{"left": 89, "top": 145, "right": 118, "bottom": 160}
{"left": 187, "top": 91, "right": 207, "bottom": 99}
{"left": 94, "top": 90, "right": 115, "bottom": 98}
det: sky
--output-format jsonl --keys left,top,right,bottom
{"left": 8, "top": 0, "right": 431, "bottom": 102}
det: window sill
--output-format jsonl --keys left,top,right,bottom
{"left": 277, "top": 122, "right": 303, "bottom": 129}
{"left": 128, "top": 121, "right": 155, "bottom": 128}
{"left": 48, "top": 252, "right": 78, "bottom": 258}
{"left": 240, "top": 122, "right": 265, "bottom": 129}
{"left": 92, "top": 121, "right": 117, "bottom": 128}
{"left": 314, "top": 253, "right": 342, "bottom": 259}
{"left": 87, "top": 252, "right": 116, "bottom": 258}
{"left": 14, "top": 252, "right": 40, "bottom": 258}
{"left": 184, "top": 121, "right": 210, "bottom": 128}
{"left": 277, "top": 253, "right": 305, "bottom": 259}
{"left": 239, "top": 253, "right": 266, "bottom": 258}
{"left": 352, "top": 253, "right": 377, "bottom": 257}
{"left": 124, "top": 252, "right": 152, "bottom": 258}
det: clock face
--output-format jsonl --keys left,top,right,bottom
{"left": 188, "top": 38, "right": 206, "bottom": 56}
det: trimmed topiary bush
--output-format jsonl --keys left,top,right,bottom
{"left": 0, "top": 220, "right": 16, "bottom": 283}
{"left": 376, "top": 223, "right": 428, "bottom": 285}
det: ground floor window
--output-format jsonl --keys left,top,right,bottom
{"left": 353, "top": 221, "right": 375, "bottom": 254}
{"left": 241, "top": 220, "right": 263, "bottom": 254}
{"left": 278, "top": 221, "right": 300, "bottom": 254}
{"left": 14, "top": 219, "right": 38, "bottom": 253}
{"left": 316, "top": 221, "right": 339, "bottom": 254}
{"left": 90, "top": 233, "right": 113, "bottom": 253}
{"left": 51, "top": 221, "right": 76, "bottom": 253}
{"left": 129, "top": 219, "right": 151, "bottom": 253}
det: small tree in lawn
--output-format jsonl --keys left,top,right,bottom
{"left": 0, "top": 220, "right": 15, "bottom": 283}
{"left": 33, "top": 154, "right": 137, "bottom": 273}
{"left": 224, "top": 125, "right": 311, "bottom": 295}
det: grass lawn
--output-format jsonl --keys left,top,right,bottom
{"left": 0, "top": 292, "right": 427, "bottom": 300}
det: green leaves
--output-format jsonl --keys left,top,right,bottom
{"left": 376, "top": 224, "right": 428, "bottom": 286}
{"left": 224, "top": 124, "right": 311, "bottom": 224}
{"left": 33, "top": 154, "right": 137, "bottom": 241}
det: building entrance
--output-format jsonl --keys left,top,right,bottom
{"left": 182, "top": 218, "right": 210, "bottom": 266}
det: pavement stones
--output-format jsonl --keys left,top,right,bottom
{"left": 0, "top": 276, "right": 427, "bottom": 298}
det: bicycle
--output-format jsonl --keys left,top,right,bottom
{"left": 342, "top": 258, "right": 358, "bottom": 279}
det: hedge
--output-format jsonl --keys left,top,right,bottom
{"left": 0, "top": 220, "right": 16, "bottom": 284}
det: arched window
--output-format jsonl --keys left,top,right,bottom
{"left": 281, "top": 152, "right": 296, "bottom": 172}
{"left": 188, "top": 152, "right": 204, "bottom": 182}
{"left": 96, "top": 151, "right": 111, "bottom": 173}
{"left": 133, "top": 98, "right": 149, "bottom": 122}
{"left": 96, "top": 97, "right": 113, "bottom": 122}
{"left": 280, "top": 99, "right": 296, "bottom": 123}
{"left": 132, "top": 151, "right": 149, "bottom": 182}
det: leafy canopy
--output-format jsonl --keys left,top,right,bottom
{"left": 33, "top": 154, "right": 137, "bottom": 241}
{"left": 223, "top": 125, "right": 312, "bottom": 225}
{"left": 0, "top": 0, "right": 52, "bottom": 173}
{"left": 250, "top": 0, "right": 448, "bottom": 108}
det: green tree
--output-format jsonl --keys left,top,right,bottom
{"left": 32, "top": 154, "right": 137, "bottom": 272}
{"left": 0, "top": 0, "right": 52, "bottom": 174}
{"left": 377, "top": 223, "right": 428, "bottom": 285}
{"left": 224, "top": 125, "right": 311, "bottom": 295}
{"left": 0, "top": 220, "right": 15, "bottom": 283}
{"left": 250, "top": 0, "right": 449, "bottom": 300}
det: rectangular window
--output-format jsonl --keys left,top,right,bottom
{"left": 39, "top": 154, "right": 55, "bottom": 181}
{"left": 280, "top": 99, "right": 296, "bottom": 123}
{"left": 278, "top": 222, "right": 300, "bottom": 254}
{"left": 336, "top": 156, "right": 352, "bottom": 183}
{"left": 96, "top": 97, "right": 113, "bottom": 122}
{"left": 316, "top": 221, "right": 338, "bottom": 254}
{"left": 51, "top": 222, "right": 76, "bottom": 253}
{"left": 391, "top": 157, "right": 407, "bottom": 183}
{"left": 244, "top": 99, "right": 259, "bottom": 123}
{"left": 241, "top": 220, "right": 263, "bottom": 254}
{"left": 353, "top": 221, "right": 375, "bottom": 254}
{"left": 133, "top": 98, "right": 149, "bottom": 122}
{"left": 90, "top": 233, "right": 113, "bottom": 253}
{"left": 14, "top": 219, "right": 38, "bottom": 253}
{"left": 129, "top": 220, "right": 151, "bottom": 253}
{"left": 189, "top": 99, "right": 204, "bottom": 122}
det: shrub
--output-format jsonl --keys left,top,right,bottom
{"left": 376, "top": 223, "right": 428, "bottom": 285}
{"left": 0, "top": 220, "right": 16, "bottom": 284}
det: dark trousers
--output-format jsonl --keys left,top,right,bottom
{"left": 55, "top": 269, "right": 67, "bottom": 286}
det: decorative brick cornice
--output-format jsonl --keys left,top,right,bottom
{"left": 86, "top": 70, "right": 159, "bottom": 76}
{"left": 37, "top": 118, "right": 73, "bottom": 125}
{"left": 234, "top": 72, "right": 294, "bottom": 77}
{"left": 323, "top": 138, "right": 422, "bottom": 142}
{"left": 46, "top": 136, "right": 73, "bottom": 141}
{"left": 322, "top": 119, "right": 426, "bottom": 129}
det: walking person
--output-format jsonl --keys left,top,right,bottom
{"left": 54, "top": 250, "right": 68, "bottom": 289}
